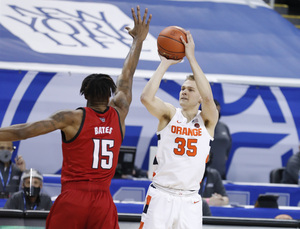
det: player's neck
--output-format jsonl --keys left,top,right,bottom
{"left": 87, "top": 101, "right": 109, "bottom": 112}
{"left": 89, "top": 105, "right": 108, "bottom": 113}
{"left": 180, "top": 108, "right": 198, "bottom": 123}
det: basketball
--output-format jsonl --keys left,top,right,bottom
{"left": 157, "top": 26, "right": 187, "bottom": 60}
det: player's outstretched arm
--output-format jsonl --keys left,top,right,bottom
{"left": 181, "top": 31, "right": 218, "bottom": 135}
{"left": 111, "top": 6, "right": 152, "bottom": 119}
{"left": 0, "top": 110, "right": 80, "bottom": 142}
{"left": 140, "top": 56, "right": 179, "bottom": 123}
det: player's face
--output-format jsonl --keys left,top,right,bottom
{"left": 179, "top": 80, "right": 201, "bottom": 107}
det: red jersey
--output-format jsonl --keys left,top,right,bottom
{"left": 61, "top": 106, "right": 123, "bottom": 187}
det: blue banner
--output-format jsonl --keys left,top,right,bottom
{"left": 0, "top": 70, "right": 299, "bottom": 183}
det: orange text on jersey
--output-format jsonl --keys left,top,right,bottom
{"left": 171, "top": 125, "right": 202, "bottom": 136}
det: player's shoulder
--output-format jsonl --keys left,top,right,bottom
{"left": 159, "top": 103, "right": 176, "bottom": 124}
{"left": 53, "top": 108, "right": 82, "bottom": 115}
{"left": 64, "top": 108, "right": 84, "bottom": 116}
{"left": 50, "top": 109, "right": 83, "bottom": 125}
{"left": 165, "top": 103, "right": 177, "bottom": 117}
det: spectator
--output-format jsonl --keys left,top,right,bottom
{"left": 275, "top": 214, "right": 293, "bottom": 220}
{"left": 0, "top": 141, "right": 26, "bottom": 198}
{"left": 4, "top": 168, "right": 52, "bottom": 210}
{"left": 208, "top": 99, "right": 232, "bottom": 180}
{"left": 202, "top": 198, "right": 212, "bottom": 216}
{"left": 281, "top": 145, "right": 300, "bottom": 184}
{"left": 254, "top": 194, "right": 278, "bottom": 208}
{"left": 114, "top": 165, "right": 148, "bottom": 179}
{"left": 132, "top": 166, "right": 148, "bottom": 178}
{"left": 199, "top": 155, "right": 229, "bottom": 206}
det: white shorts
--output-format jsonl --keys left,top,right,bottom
{"left": 139, "top": 183, "right": 203, "bottom": 229}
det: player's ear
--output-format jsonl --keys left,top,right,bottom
{"left": 198, "top": 95, "right": 202, "bottom": 104}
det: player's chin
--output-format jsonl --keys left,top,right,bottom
{"left": 179, "top": 99, "right": 187, "bottom": 106}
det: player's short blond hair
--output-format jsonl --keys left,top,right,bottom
{"left": 185, "top": 75, "right": 195, "bottom": 81}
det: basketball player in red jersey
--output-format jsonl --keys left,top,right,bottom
{"left": 0, "top": 6, "right": 151, "bottom": 229}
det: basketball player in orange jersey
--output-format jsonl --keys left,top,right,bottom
{"left": 139, "top": 31, "right": 218, "bottom": 229}
{"left": 0, "top": 6, "right": 151, "bottom": 229}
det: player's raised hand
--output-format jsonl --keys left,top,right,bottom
{"left": 181, "top": 31, "right": 195, "bottom": 60}
{"left": 159, "top": 54, "right": 182, "bottom": 66}
{"left": 125, "top": 5, "right": 152, "bottom": 41}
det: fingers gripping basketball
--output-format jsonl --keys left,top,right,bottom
{"left": 157, "top": 26, "right": 187, "bottom": 60}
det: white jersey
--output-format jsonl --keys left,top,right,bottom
{"left": 152, "top": 108, "right": 213, "bottom": 191}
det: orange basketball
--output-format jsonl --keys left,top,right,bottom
{"left": 157, "top": 26, "right": 187, "bottom": 60}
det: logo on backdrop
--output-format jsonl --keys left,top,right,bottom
{"left": 211, "top": 83, "right": 299, "bottom": 182}
{"left": 1, "top": 0, "right": 157, "bottom": 60}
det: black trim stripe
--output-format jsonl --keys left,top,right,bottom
{"left": 143, "top": 205, "right": 149, "bottom": 214}
{"left": 157, "top": 134, "right": 161, "bottom": 141}
{"left": 113, "top": 107, "right": 124, "bottom": 141}
{"left": 61, "top": 107, "right": 85, "bottom": 143}
{"left": 91, "top": 106, "right": 109, "bottom": 114}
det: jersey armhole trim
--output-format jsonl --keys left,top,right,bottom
{"left": 61, "top": 107, "right": 86, "bottom": 143}
{"left": 112, "top": 107, "right": 123, "bottom": 141}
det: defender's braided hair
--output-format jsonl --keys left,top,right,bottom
{"left": 80, "top": 74, "right": 117, "bottom": 102}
